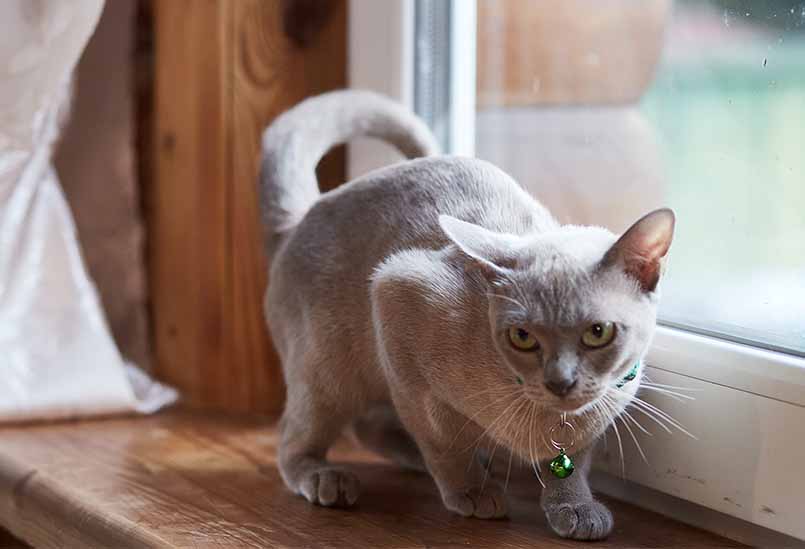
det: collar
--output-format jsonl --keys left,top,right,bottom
{"left": 615, "top": 361, "right": 641, "bottom": 388}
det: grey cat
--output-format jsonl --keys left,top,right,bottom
{"left": 260, "top": 90, "right": 674, "bottom": 540}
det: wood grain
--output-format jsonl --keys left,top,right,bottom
{"left": 0, "top": 410, "right": 742, "bottom": 548}
{"left": 150, "top": 1, "right": 346, "bottom": 414}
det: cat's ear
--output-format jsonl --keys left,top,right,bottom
{"left": 601, "top": 208, "right": 675, "bottom": 293}
{"left": 438, "top": 215, "right": 519, "bottom": 279}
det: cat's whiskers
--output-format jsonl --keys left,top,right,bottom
{"left": 442, "top": 389, "right": 518, "bottom": 456}
{"left": 501, "top": 398, "right": 532, "bottom": 493}
{"left": 526, "top": 402, "right": 545, "bottom": 488}
{"left": 504, "top": 402, "right": 529, "bottom": 493}
{"left": 640, "top": 381, "right": 702, "bottom": 399}
{"left": 625, "top": 401, "right": 673, "bottom": 434}
{"left": 595, "top": 383, "right": 694, "bottom": 468}
{"left": 466, "top": 394, "right": 527, "bottom": 469}
{"left": 641, "top": 376, "right": 701, "bottom": 393}
{"left": 595, "top": 398, "right": 615, "bottom": 431}
{"left": 538, "top": 419, "right": 553, "bottom": 461}
{"left": 599, "top": 393, "right": 626, "bottom": 477}
{"left": 626, "top": 394, "right": 696, "bottom": 439}
{"left": 503, "top": 443, "right": 515, "bottom": 493}
{"left": 639, "top": 384, "right": 696, "bottom": 402}
{"left": 607, "top": 388, "right": 674, "bottom": 433}
{"left": 587, "top": 398, "right": 619, "bottom": 468}
{"left": 620, "top": 407, "right": 652, "bottom": 436}
{"left": 590, "top": 399, "right": 614, "bottom": 452}
{"left": 517, "top": 401, "right": 540, "bottom": 486}
{"left": 583, "top": 395, "right": 611, "bottom": 430}
{"left": 613, "top": 390, "right": 695, "bottom": 439}
{"left": 605, "top": 394, "right": 649, "bottom": 465}
{"left": 622, "top": 415, "right": 650, "bottom": 464}
{"left": 481, "top": 397, "right": 530, "bottom": 492}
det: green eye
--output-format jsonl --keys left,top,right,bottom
{"left": 582, "top": 322, "right": 616, "bottom": 348}
{"left": 508, "top": 327, "right": 540, "bottom": 351}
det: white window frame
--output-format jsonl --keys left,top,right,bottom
{"left": 348, "top": 0, "right": 475, "bottom": 176}
{"left": 348, "top": 1, "right": 805, "bottom": 544}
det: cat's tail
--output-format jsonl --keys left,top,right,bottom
{"left": 260, "top": 89, "right": 439, "bottom": 259}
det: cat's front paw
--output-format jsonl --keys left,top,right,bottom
{"left": 298, "top": 467, "right": 360, "bottom": 507}
{"left": 544, "top": 500, "right": 613, "bottom": 540}
{"left": 442, "top": 483, "right": 508, "bottom": 519}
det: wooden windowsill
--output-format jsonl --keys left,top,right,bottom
{"left": 0, "top": 409, "right": 741, "bottom": 548}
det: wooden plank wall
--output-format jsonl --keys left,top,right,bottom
{"left": 476, "top": 0, "right": 670, "bottom": 107}
{"left": 149, "top": 0, "right": 346, "bottom": 414}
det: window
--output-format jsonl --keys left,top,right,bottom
{"left": 351, "top": 0, "right": 805, "bottom": 542}
{"left": 643, "top": 1, "right": 805, "bottom": 356}
{"left": 428, "top": 0, "right": 805, "bottom": 356}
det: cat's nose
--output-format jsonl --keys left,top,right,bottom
{"left": 544, "top": 377, "right": 578, "bottom": 397}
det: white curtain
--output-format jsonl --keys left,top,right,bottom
{"left": 0, "top": 0, "right": 175, "bottom": 421}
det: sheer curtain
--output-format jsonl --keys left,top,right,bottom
{"left": 0, "top": 0, "right": 175, "bottom": 421}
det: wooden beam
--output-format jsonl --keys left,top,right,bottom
{"left": 150, "top": 0, "right": 346, "bottom": 414}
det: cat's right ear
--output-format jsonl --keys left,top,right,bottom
{"left": 438, "top": 215, "right": 519, "bottom": 280}
{"left": 601, "top": 208, "right": 675, "bottom": 293}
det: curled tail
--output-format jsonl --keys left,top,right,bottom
{"left": 260, "top": 90, "right": 440, "bottom": 260}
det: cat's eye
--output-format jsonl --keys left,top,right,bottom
{"left": 508, "top": 327, "right": 540, "bottom": 351}
{"left": 582, "top": 322, "right": 616, "bottom": 349}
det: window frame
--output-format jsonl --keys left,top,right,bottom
{"left": 348, "top": 0, "right": 805, "bottom": 542}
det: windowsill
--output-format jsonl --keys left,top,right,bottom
{"left": 649, "top": 325, "right": 805, "bottom": 406}
{"left": 0, "top": 408, "right": 741, "bottom": 548}
{"left": 597, "top": 348, "right": 805, "bottom": 541}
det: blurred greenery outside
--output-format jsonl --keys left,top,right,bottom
{"left": 641, "top": 2, "right": 805, "bottom": 354}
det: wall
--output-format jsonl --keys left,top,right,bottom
{"left": 149, "top": 0, "right": 347, "bottom": 414}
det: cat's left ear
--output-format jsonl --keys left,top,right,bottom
{"left": 439, "top": 215, "right": 520, "bottom": 279}
{"left": 601, "top": 208, "right": 675, "bottom": 293}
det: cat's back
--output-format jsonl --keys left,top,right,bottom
{"left": 266, "top": 155, "right": 554, "bottom": 385}
{"left": 277, "top": 155, "right": 556, "bottom": 284}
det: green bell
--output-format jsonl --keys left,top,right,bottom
{"left": 549, "top": 449, "right": 575, "bottom": 479}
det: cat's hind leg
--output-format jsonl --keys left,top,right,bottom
{"left": 278, "top": 375, "right": 361, "bottom": 507}
{"left": 352, "top": 406, "right": 426, "bottom": 472}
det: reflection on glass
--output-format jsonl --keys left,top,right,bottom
{"left": 643, "top": 1, "right": 805, "bottom": 354}
{"left": 474, "top": 0, "right": 805, "bottom": 356}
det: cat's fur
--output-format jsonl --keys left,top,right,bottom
{"left": 260, "top": 90, "right": 674, "bottom": 540}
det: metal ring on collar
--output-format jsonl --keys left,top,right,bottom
{"left": 549, "top": 417, "right": 576, "bottom": 451}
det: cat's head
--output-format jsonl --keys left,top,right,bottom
{"left": 439, "top": 209, "right": 675, "bottom": 414}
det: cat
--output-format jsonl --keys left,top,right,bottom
{"left": 260, "top": 90, "right": 674, "bottom": 540}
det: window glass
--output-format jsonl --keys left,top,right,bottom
{"left": 470, "top": 0, "right": 805, "bottom": 355}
